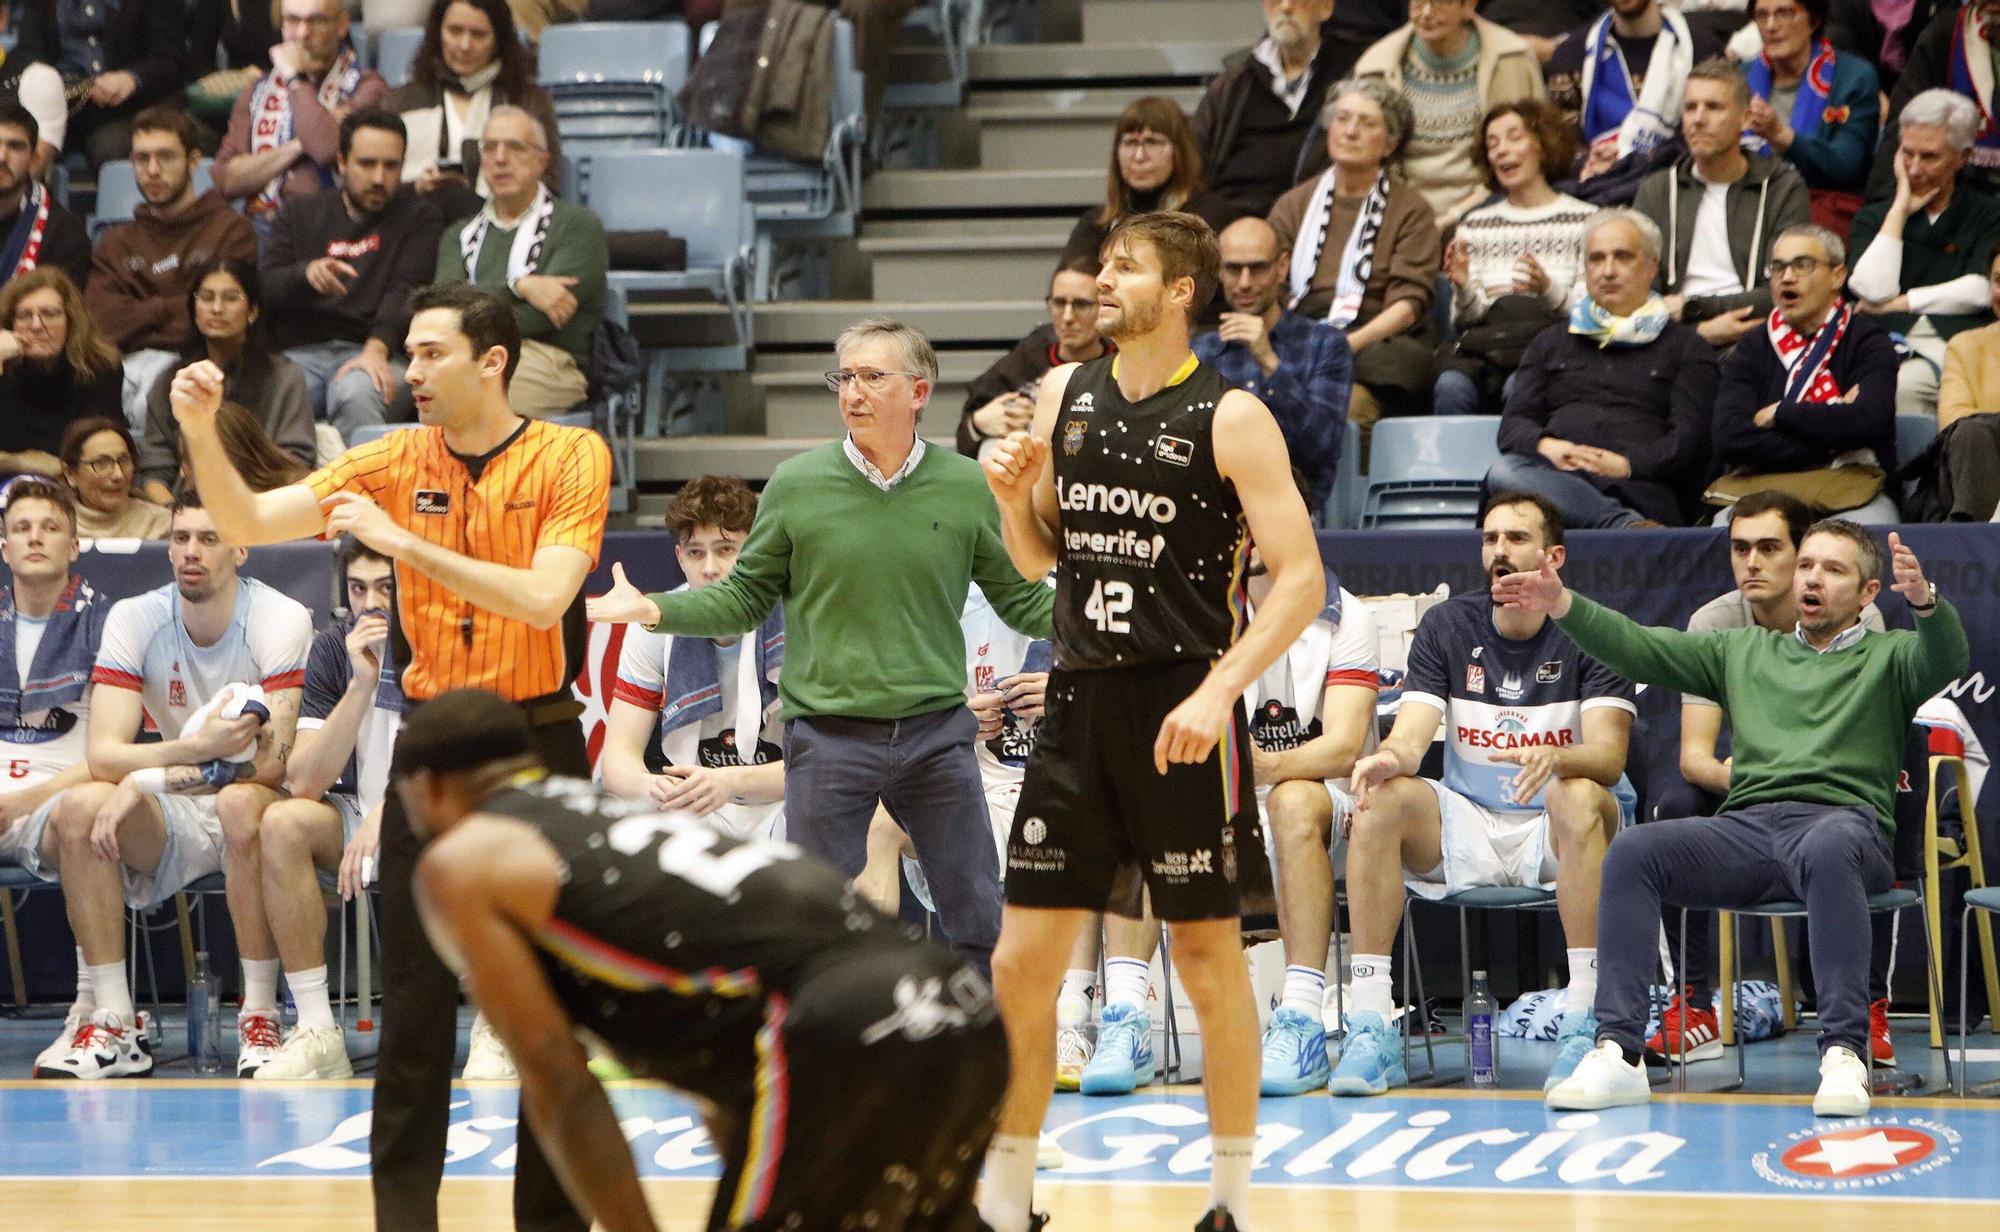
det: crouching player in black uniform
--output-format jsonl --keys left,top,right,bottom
{"left": 394, "top": 689, "right": 1009, "bottom": 1232}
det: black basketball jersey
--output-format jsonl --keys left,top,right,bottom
{"left": 1050, "top": 355, "right": 1248, "bottom": 670}
{"left": 486, "top": 776, "right": 922, "bottom": 1100}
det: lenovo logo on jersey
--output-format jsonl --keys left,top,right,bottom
{"left": 1057, "top": 478, "right": 1178, "bottom": 522}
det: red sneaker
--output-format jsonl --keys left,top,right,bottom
{"left": 1646, "top": 988, "right": 1723, "bottom": 1063}
{"left": 1869, "top": 998, "right": 1896, "bottom": 1067}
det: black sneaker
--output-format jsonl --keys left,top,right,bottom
{"left": 1028, "top": 1214, "right": 1051, "bottom": 1232}
{"left": 1194, "top": 1209, "right": 1240, "bottom": 1232}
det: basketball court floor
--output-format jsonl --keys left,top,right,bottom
{"left": 3, "top": 1013, "right": 1998, "bottom": 1231}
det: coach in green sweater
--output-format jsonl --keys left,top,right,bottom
{"left": 1491, "top": 521, "right": 1967, "bottom": 1119}
{"left": 590, "top": 319, "right": 1053, "bottom": 974}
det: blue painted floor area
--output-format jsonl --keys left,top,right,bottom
{"left": 0, "top": 1080, "right": 1997, "bottom": 1204}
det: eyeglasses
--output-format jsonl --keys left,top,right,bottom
{"left": 823, "top": 369, "right": 923, "bottom": 393}
{"left": 479, "top": 138, "right": 544, "bottom": 158}
{"left": 1221, "top": 261, "right": 1276, "bottom": 278}
{"left": 11, "top": 307, "right": 62, "bottom": 325}
{"left": 77, "top": 454, "right": 135, "bottom": 476}
{"left": 1117, "top": 136, "right": 1172, "bottom": 155}
{"left": 1765, "top": 256, "right": 1835, "bottom": 279}
{"left": 196, "top": 290, "right": 247, "bottom": 307}
{"left": 1046, "top": 296, "right": 1097, "bottom": 316}
{"left": 1329, "top": 108, "right": 1387, "bottom": 132}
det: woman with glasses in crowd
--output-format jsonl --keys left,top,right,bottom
{"left": 957, "top": 255, "right": 1115, "bottom": 459}
{"left": 139, "top": 257, "right": 314, "bottom": 506}
{"left": 0, "top": 268, "right": 122, "bottom": 479}
{"left": 58, "top": 417, "right": 170, "bottom": 539}
{"left": 1063, "top": 95, "right": 1224, "bottom": 269}
{"left": 384, "top": 0, "right": 562, "bottom": 219}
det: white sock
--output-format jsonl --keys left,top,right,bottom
{"left": 1056, "top": 968, "right": 1098, "bottom": 1028}
{"left": 1210, "top": 1136, "right": 1255, "bottom": 1226}
{"left": 1103, "top": 956, "right": 1150, "bottom": 1013}
{"left": 89, "top": 961, "right": 133, "bottom": 1024}
{"left": 1565, "top": 948, "right": 1598, "bottom": 1014}
{"left": 73, "top": 947, "right": 95, "bottom": 1013}
{"left": 1349, "top": 954, "right": 1394, "bottom": 1020}
{"left": 288, "top": 965, "right": 336, "bottom": 1032}
{"left": 977, "top": 1134, "right": 1039, "bottom": 1232}
{"left": 241, "top": 958, "right": 282, "bottom": 1013}
{"left": 1281, "top": 965, "right": 1327, "bottom": 1017}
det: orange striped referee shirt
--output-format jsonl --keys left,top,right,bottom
{"left": 304, "top": 419, "right": 612, "bottom": 702}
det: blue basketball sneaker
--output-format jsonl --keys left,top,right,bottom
{"left": 1079, "top": 1002, "right": 1155, "bottom": 1095}
{"left": 1259, "top": 1007, "right": 1332, "bottom": 1095}
{"left": 1326, "top": 1010, "right": 1406, "bottom": 1096}
{"left": 1544, "top": 1007, "right": 1600, "bottom": 1093}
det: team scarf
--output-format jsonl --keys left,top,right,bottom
{"left": 0, "top": 573, "right": 104, "bottom": 718}
{"left": 245, "top": 44, "right": 366, "bottom": 215}
{"left": 1946, "top": 8, "right": 2000, "bottom": 172}
{"left": 0, "top": 180, "right": 50, "bottom": 279}
{"left": 1578, "top": 6, "right": 1694, "bottom": 159}
{"left": 1744, "top": 39, "right": 1839, "bottom": 157}
{"left": 656, "top": 594, "right": 784, "bottom": 770}
{"left": 1287, "top": 169, "right": 1389, "bottom": 329}
{"left": 1768, "top": 301, "right": 1851, "bottom": 404}
{"left": 1567, "top": 292, "right": 1670, "bottom": 349}
{"left": 459, "top": 182, "right": 556, "bottom": 286}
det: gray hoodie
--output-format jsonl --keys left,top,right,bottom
{"left": 1631, "top": 150, "right": 1811, "bottom": 327}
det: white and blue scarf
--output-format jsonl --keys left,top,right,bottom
{"left": 0, "top": 574, "right": 104, "bottom": 719}
{"left": 657, "top": 594, "right": 784, "bottom": 768}
{"left": 1568, "top": 292, "right": 1671, "bottom": 349}
{"left": 1744, "top": 39, "right": 1839, "bottom": 157}
{"left": 1579, "top": 7, "right": 1694, "bottom": 159}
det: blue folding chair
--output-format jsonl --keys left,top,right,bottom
{"left": 1360, "top": 415, "right": 1500, "bottom": 529}
{"left": 1960, "top": 886, "right": 2000, "bottom": 1096}
{"left": 372, "top": 27, "right": 424, "bottom": 89}
{"left": 539, "top": 22, "right": 691, "bottom": 153}
{"left": 572, "top": 147, "right": 755, "bottom": 434}
{"left": 90, "top": 161, "right": 217, "bottom": 241}
{"left": 1323, "top": 417, "right": 1363, "bottom": 529}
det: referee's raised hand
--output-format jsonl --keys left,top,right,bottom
{"left": 587, "top": 562, "right": 663, "bottom": 626}
{"left": 169, "top": 359, "right": 227, "bottom": 429}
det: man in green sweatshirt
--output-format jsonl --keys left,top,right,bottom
{"left": 1492, "top": 520, "right": 1967, "bottom": 1119}
{"left": 588, "top": 318, "right": 1054, "bottom": 976}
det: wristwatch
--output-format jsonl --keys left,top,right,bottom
{"left": 1910, "top": 582, "right": 1938, "bottom": 615}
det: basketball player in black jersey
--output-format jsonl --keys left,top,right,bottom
{"left": 978, "top": 212, "right": 1325, "bottom": 1232}
{"left": 394, "top": 690, "right": 1009, "bottom": 1232}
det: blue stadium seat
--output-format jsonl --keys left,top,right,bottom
{"left": 1360, "top": 415, "right": 1500, "bottom": 529}
{"left": 696, "top": 19, "right": 866, "bottom": 300}
{"left": 90, "top": 161, "right": 217, "bottom": 241}
{"left": 345, "top": 423, "right": 414, "bottom": 447}
{"left": 539, "top": 22, "right": 691, "bottom": 154}
{"left": 347, "top": 27, "right": 370, "bottom": 72}
{"left": 1, "top": 865, "right": 39, "bottom": 1008}
{"left": 1324, "top": 416, "right": 1363, "bottom": 529}
{"left": 373, "top": 27, "right": 423, "bottom": 89}
{"left": 1897, "top": 411, "right": 1938, "bottom": 467}
{"left": 572, "top": 147, "right": 756, "bottom": 433}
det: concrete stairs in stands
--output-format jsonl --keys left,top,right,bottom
{"left": 625, "top": 0, "right": 1260, "bottom": 515}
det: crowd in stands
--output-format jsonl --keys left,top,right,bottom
{"left": 0, "top": 0, "right": 1992, "bottom": 1126}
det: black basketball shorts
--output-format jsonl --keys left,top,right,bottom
{"left": 1005, "top": 660, "right": 1267, "bottom": 921}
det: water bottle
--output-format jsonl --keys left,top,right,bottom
{"left": 188, "top": 951, "right": 222, "bottom": 1074}
{"left": 1467, "top": 969, "right": 1498, "bottom": 1088}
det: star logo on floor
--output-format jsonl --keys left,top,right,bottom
{"left": 1782, "top": 1127, "right": 1934, "bottom": 1176}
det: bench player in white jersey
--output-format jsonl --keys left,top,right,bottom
{"left": 0, "top": 481, "right": 115, "bottom": 1074}
{"left": 213, "top": 537, "right": 402, "bottom": 1080}
{"left": 1334, "top": 491, "right": 1636, "bottom": 1097}
{"left": 600, "top": 477, "right": 786, "bottom": 843}
{"left": 1250, "top": 546, "right": 1380, "bottom": 1096}
{"left": 34, "top": 493, "right": 311, "bottom": 1079}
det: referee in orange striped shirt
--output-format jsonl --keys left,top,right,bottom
{"left": 172, "top": 283, "right": 609, "bottom": 1232}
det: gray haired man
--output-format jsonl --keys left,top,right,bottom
{"left": 588, "top": 318, "right": 1054, "bottom": 975}
{"left": 1848, "top": 88, "right": 2000, "bottom": 416}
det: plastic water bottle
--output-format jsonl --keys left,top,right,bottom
{"left": 1467, "top": 969, "right": 1497, "bottom": 1088}
{"left": 188, "top": 951, "right": 222, "bottom": 1074}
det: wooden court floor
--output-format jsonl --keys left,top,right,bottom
{"left": 3, "top": 1081, "right": 1998, "bottom": 1231}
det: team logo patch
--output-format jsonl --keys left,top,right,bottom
{"left": 1752, "top": 1117, "right": 1961, "bottom": 1191}
{"left": 1021, "top": 817, "right": 1047, "bottom": 846}
{"left": 1536, "top": 660, "right": 1563, "bottom": 683}
{"left": 1069, "top": 391, "right": 1094, "bottom": 414}
{"left": 1465, "top": 665, "right": 1485, "bottom": 694}
{"left": 1062, "top": 419, "right": 1087, "bottom": 455}
{"left": 168, "top": 679, "right": 186, "bottom": 709}
{"left": 1155, "top": 435, "right": 1195, "bottom": 467}
{"left": 1496, "top": 673, "right": 1525, "bottom": 702}
{"left": 414, "top": 490, "right": 451, "bottom": 516}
